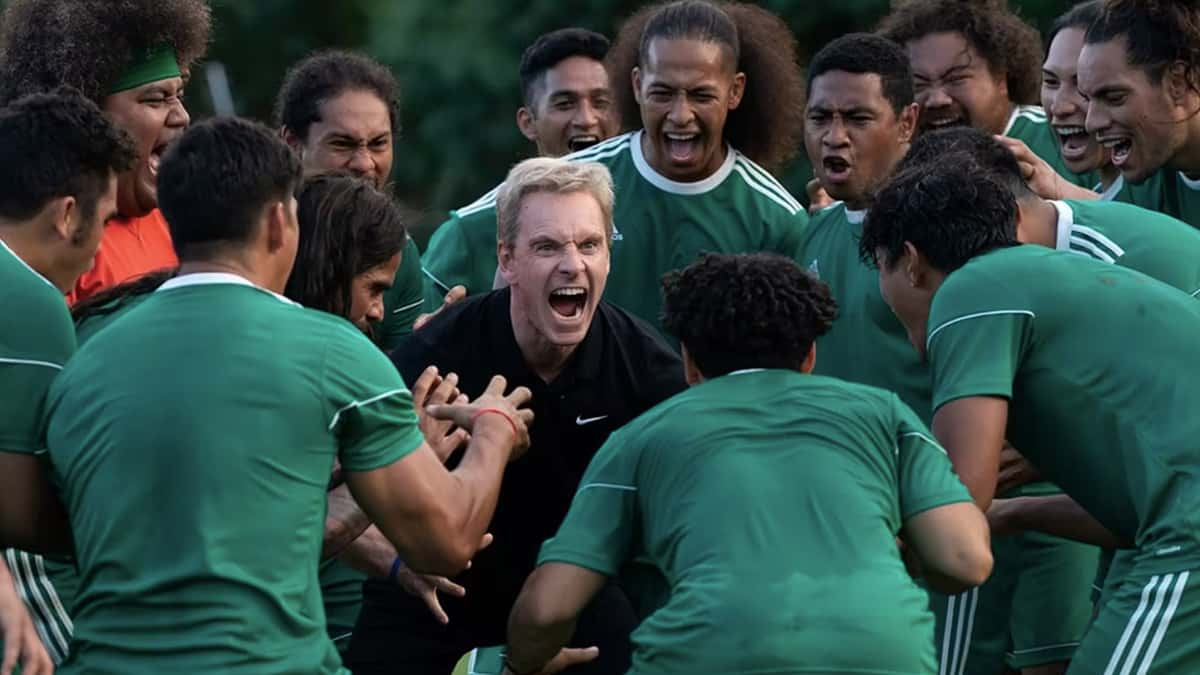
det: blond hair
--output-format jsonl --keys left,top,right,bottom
{"left": 496, "top": 157, "right": 614, "bottom": 248}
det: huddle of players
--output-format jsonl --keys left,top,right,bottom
{"left": 1, "top": 0, "right": 1200, "bottom": 674}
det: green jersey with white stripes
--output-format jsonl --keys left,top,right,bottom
{"left": 1106, "top": 171, "right": 1200, "bottom": 229}
{"left": 1052, "top": 199, "right": 1200, "bottom": 297}
{"left": 376, "top": 237, "right": 425, "bottom": 351}
{"left": 0, "top": 239, "right": 76, "bottom": 665}
{"left": 420, "top": 131, "right": 810, "bottom": 332}
{"left": 44, "top": 274, "right": 426, "bottom": 675}
{"left": 1004, "top": 105, "right": 1096, "bottom": 188}
{"left": 800, "top": 203, "right": 933, "bottom": 422}
{"left": 927, "top": 245, "right": 1200, "bottom": 569}
{"left": 541, "top": 369, "right": 972, "bottom": 675}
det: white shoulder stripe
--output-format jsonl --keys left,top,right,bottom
{"left": 328, "top": 388, "right": 409, "bottom": 431}
{"left": 926, "top": 310, "right": 1036, "bottom": 349}
{"left": 456, "top": 196, "right": 499, "bottom": 219}
{"left": 422, "top": 267, "right": 453, "bottom": 294}
{"left": 564, "top": 132, "right": 634, "bottom": 160}
{"left": 901, "top": 431, "right": 946, "bottom": 454}
{"left": 732, "top": 165, "right": 798, "bottom": 214}
{"left": 455, "top": 186, "right": 500, "bottom": 215}
{"left": 1070, "top": 225, "right": 1125, "bottom": 257}
{"left": 1069, "top": 237, "right": 1117, "bottom": 264}
{"left": 569, "top": 140, "right": 630, "bottom": 164}
{"left": 0, "top": 357, "right": 63, "bottom": 370}
{"left": 578, "top": 482, "right": 637, "bottom": 493}
{"left": 735, "top": 155, "right": 803, "bottom": 212}
{"left": 1190, "top": 287, "right": 1200, "bottom": 298}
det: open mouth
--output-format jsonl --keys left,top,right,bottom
{"left": 568, "top": 135, "right": 601, "bottom": 153}
{"left": 147, "top": 141, "right": 169, "bottom": 178}
{"left": 823, "top": 156, "right": 852, "bottom": 183}
{"left": 1100, "top": 136, "right": 1133, "bottom": 167}
{"left": 664, "top": 131, "right": 700, "bottom": 163}
{"left": 923, "top": 116, "right": 964, "bottom": 130}
{"left": 548, "top": 286, "right": 587, "bottom": 319}
{"left": 1054, "top": 125, "right": 1093, "bottom": 161}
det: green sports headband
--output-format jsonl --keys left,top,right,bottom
{"left": 108, "top": 44, "right": 181, "bottom": 95}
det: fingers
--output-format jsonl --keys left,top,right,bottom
{"left": 444, "top": 285, "right": 467, "bottom": 306}
{"left": 434, "top": 576, "right": 466, "bottom": 597}
{"left": 424, "top": 403, "right": 467, "bottom": 428}
{"left": 483, "top": 374, "right": 509, "bottom": 398}
{"left": 542, "top": 647, "right": 600, "bottom": 674}
{"left": 478, "top": 532, "right": 494, "bottom": 550}
{"left": 430, "top": 372, "right": 460, "bottom": 407}
{"left": 423, "top": 591, "right": 450, "bottom": 625}
{"left": 411, "top": 366, "right": 439, "bottom": 403}
{"left": 1, "top": 635, "right": 16, "bottom": 675}
{"left": 505, "top": 385, "right": 533, "bottom": 408}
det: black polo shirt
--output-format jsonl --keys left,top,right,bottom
{"left": 381, "top": 286, "right": 685, "bottom": 636}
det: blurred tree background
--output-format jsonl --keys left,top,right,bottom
{"left": 0, "top": 0, "right": 1073, "bottom": 243}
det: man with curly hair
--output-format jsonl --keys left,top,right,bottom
{"left": 0, "top": 0, "right": 211, "bottom": 305}
{"left": 878, "top": 0, "right": 1096, "bottom": 193}
{"left": 0, "top": 88, "right": 135, "bottom": 669}
{"left": 504, "top": 251, "right": 993, "bottom": 675}
{"left": 420, "top": 0, "right": 809, "bottom": 335}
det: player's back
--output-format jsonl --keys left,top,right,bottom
{"left": 46, "top": 277, "right": 365, "bottom": 674}
{"left": 930, "top": 246, "right": 1200, "bottom": 565}
{"left": 625, "top": 369, "right": 961, "bottom": 674}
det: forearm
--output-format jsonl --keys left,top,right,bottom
{"left": 335, "top": 525, "right": 397, "bottom": 578}
{"left": 1050, "top": 178, "right": 1100, "bottom": 201}
{"left": 440, "top": 420, "right": 513, "bottom": 555}
{"left": 1003, "top": 495, "right": 1130, "bottom": 548}
{"left": 323, "top": 484, "right": 372, "bottom": 560}
{"left": 506, "top": 595, "right": 579, "bottom": 675}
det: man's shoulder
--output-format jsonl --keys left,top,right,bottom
{"left": 728, "top": 151, "right": 805, "bottom": 217}
{"left": 563, "top": 132, "right": 636, "bottom": 167}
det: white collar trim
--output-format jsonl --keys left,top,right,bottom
{"left": 1097, "top": 175, "right": 1124, "bottom": 201}
{"left": 629, "top": 129, "right": 736, "bottom": 195}
{"left": 0, "top": 237, "right": 57, "bottom": 290}
{"left": 1178, "top": 172, "right": 1200, "bottom": 191}
{"left": 157, "top": 272, "right": 300, "bottom": 306}
{"left": 1050, "top": 200, "right": 1074, "bottom": 251}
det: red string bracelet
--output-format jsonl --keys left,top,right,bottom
{"left": 471, "top": 407, "right": 518, "bottom": 441}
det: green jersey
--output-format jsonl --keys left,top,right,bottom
{"left": 926, "top": 246, "right": 1200, "bottom": 570}
{"left": 1053, "top": 199, "right": 1200, "bottom": 296}
{"left": 800, "top": 203, "right": 933, "bottom": 421}
{"left": 541, "top": 369, "right": 972, "bottom": 675}
{"left": 45, "top": 273, "right": 425, "bottom": 675}
{"left": 377, "top": 237, "right": 424, "bottom": 351}
{"left": 421, "top": 131, "right": 810, "bottom": 331}
{"left": 1107, "top": 171, "right": 1200, "bottom": 229}
{"left": 1004, "top": 105, "right": 1096, "bottom": 189}
{"left": 0, "top": 239, "right": 76, "bottom": 665}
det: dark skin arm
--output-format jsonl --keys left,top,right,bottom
{"left": 504, "top": 563, "right": 603, "bottom": 675}
{"left": 988, "top": 495, "right": 1130, "bottom": 549}
{"left": 0, "top": 453, "right": 72, "bottom": 555}
{"left": 931, "top": 396, "right": 1010, "bottom": 511}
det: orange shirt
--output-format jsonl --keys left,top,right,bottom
{"left": 68, "top": 208, "right": 178, "bottom": 306}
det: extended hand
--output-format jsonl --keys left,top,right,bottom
{"left": 502, "top": 647, "right": 600, "bottom": 675}
{"left": 996, "top": 443, "right": 1042, "bottom": 495}
{"left": 426, "top": 375, "right": 534, "bottom": 458}
{"left": 806, "top": 177, "right": 835, "bottom": 214}
{"left": 394, "top": 533, "right": 493, "bottom": 624}
{"left": 411, "top": 366, "right": 470, "bottom": 463}
{"left": 0, "top": 577, "right": 53, "bottom": 675}
{"left": 413, "top": 285, "right": 467, "bottom": 332}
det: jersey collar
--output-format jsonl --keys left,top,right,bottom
{"left": 1097, "top": 175, "right": 1124, "bottom": 201}
{"left": 629, "top": 129, "right": 736, "bottom": 195}
{"left": 0, "top": 236, "right": 57, "bottom": 290}
{"left": 1050, "top": 200, "right": 1074, "bottom": 251}
{"left": 157, "top": 272, "right": 300, "bottom": 306}
{"left": 1179, "top": 172, "right": 1200, "bottom": 191}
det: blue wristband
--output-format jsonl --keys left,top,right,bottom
{"left": 388, "top": 556, "right": 403, "bottom": 582}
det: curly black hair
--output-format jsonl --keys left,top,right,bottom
{"left": 1087, "top": 0, "right": 1200, "bottom": 95}
{"left": 285, "top": 173, "right": 408, "bottom": 320}
{"left": 607, "top": 0, "right": 806, "bottom": 172}
{"left": 897, "top": 126, "right": 1032, "bottom": 197}
{"left": 274, "top": 50, "right": 401, "bottom": 142}
{"left": 877, "top": 0, "right": 1043, "bottom": 105}
{"left": 519, "top": 28, "right": 611, "bottom": 109}
{"left": 859, "top": 156, "right": 1019, "bottom": 273}
{"left": 0, "top": 87, "right": 137, "bottom": 222}
{"left": 1049, "top": 1, "right": 1104, "bottom": 53}
{"left": 660, "top": 252, "right": 838, "bottom": 378}
{"left": 808, "top": 33, "right": 914, "bottom": 114}
{"left": 158, "top": 117, "right": 302, "bottom": 262}
{"left": 0, "top": 0, "right": 211, "bottom": 105}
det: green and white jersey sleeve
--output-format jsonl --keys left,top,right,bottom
{"left": 0, "top": 240, "right": 75, "bottom": 454}
{"left": 538, "top": 424, "right": 640, "bottom": 576}
{"left": 323, "top": 321, "right": 425, "bottom": 472}
{"left": 1004, "top": 105, "right": 1097, "bottom": 189}
{"left": 421, "top": 186, "right": 501, "bottom": 309}
{"left": 894, "top": 402, "right": 972, "bottom": 519}
{"left": 377, "top": 238, "right": 426, "bottom": 350}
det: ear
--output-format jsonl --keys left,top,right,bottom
{"left": 497, "top": 239, "right": 517, "bottom": 285}
{"left": 728, "top": 71, "right": 747, "bottom": 110}
{"left": 1165, "top": 61, "right": 1197, "bottom": 108}
{"left": 800, "top": 342, "right": 816, "bottom": 374}
{"left": 631, "top": 67, "right": 644, "bottom": 105}
{"left": 898, "top": 102, "right": 920, "bottom": 144}
{"left": 994, "top": 69, "right": 1009, "bottom": 100}
{"left": 50, "top": 196, "right": 77, "bottom": 243}
{"left": 280, "top": 127, "right": 304, "bottom": 156}
{"left": 265, "top": 201, "right": 288, "bottom": 254}
{"left": 902, "top": 241, "right": 926, "bottom": 287}
{"left": 680, "top": 344, "right": 705, "bottom": 386}
{"left": 516, "top": 107, "right": 538, "bottom": 143}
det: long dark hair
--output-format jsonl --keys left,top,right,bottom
{"left": 285, "top": 172, "right": 408, "bottom": 318}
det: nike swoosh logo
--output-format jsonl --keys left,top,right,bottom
{"left": 576, "top": 415, "right": 609, "bottom": 426}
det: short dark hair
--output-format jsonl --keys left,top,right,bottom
{"left": 898, "top": 126, "right": 1032, "bottom": 198}
{"left": 1049, "top": 1, "right": 1104, "bottom": 53}
{"left": 1086, "top": 0, "right": 1200, "bottom": 95}
{"left": 0, "top": 0, "right": 211, "bottom": 105}
{"left": 285, "top": 173, "right": 408, "bottom": 321}
{"left": 519, "top": 28, "right": 610, "bottom": 109}
{"left": 274, "top": 50, "right": 400, "bottom": 142}
{"left": 608, "top": 0, "right": 806, "bottom": 171}
{"left": 0, "top": 87, "right": 136, "bottom": 222}
{"left": 157, "top": 117, "right": 303, "bottom": 262}
{"left": 807, "top": 33, "right": 914, "bottom": 114}
{"left": 661, "top": 252, "right": 838, "bottom": 378}
{"left": 877, "top": 0, "right": 1044, "bottom": 105}
{"left": 859, "top": 157, "right": 1020, "bottom": 273}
